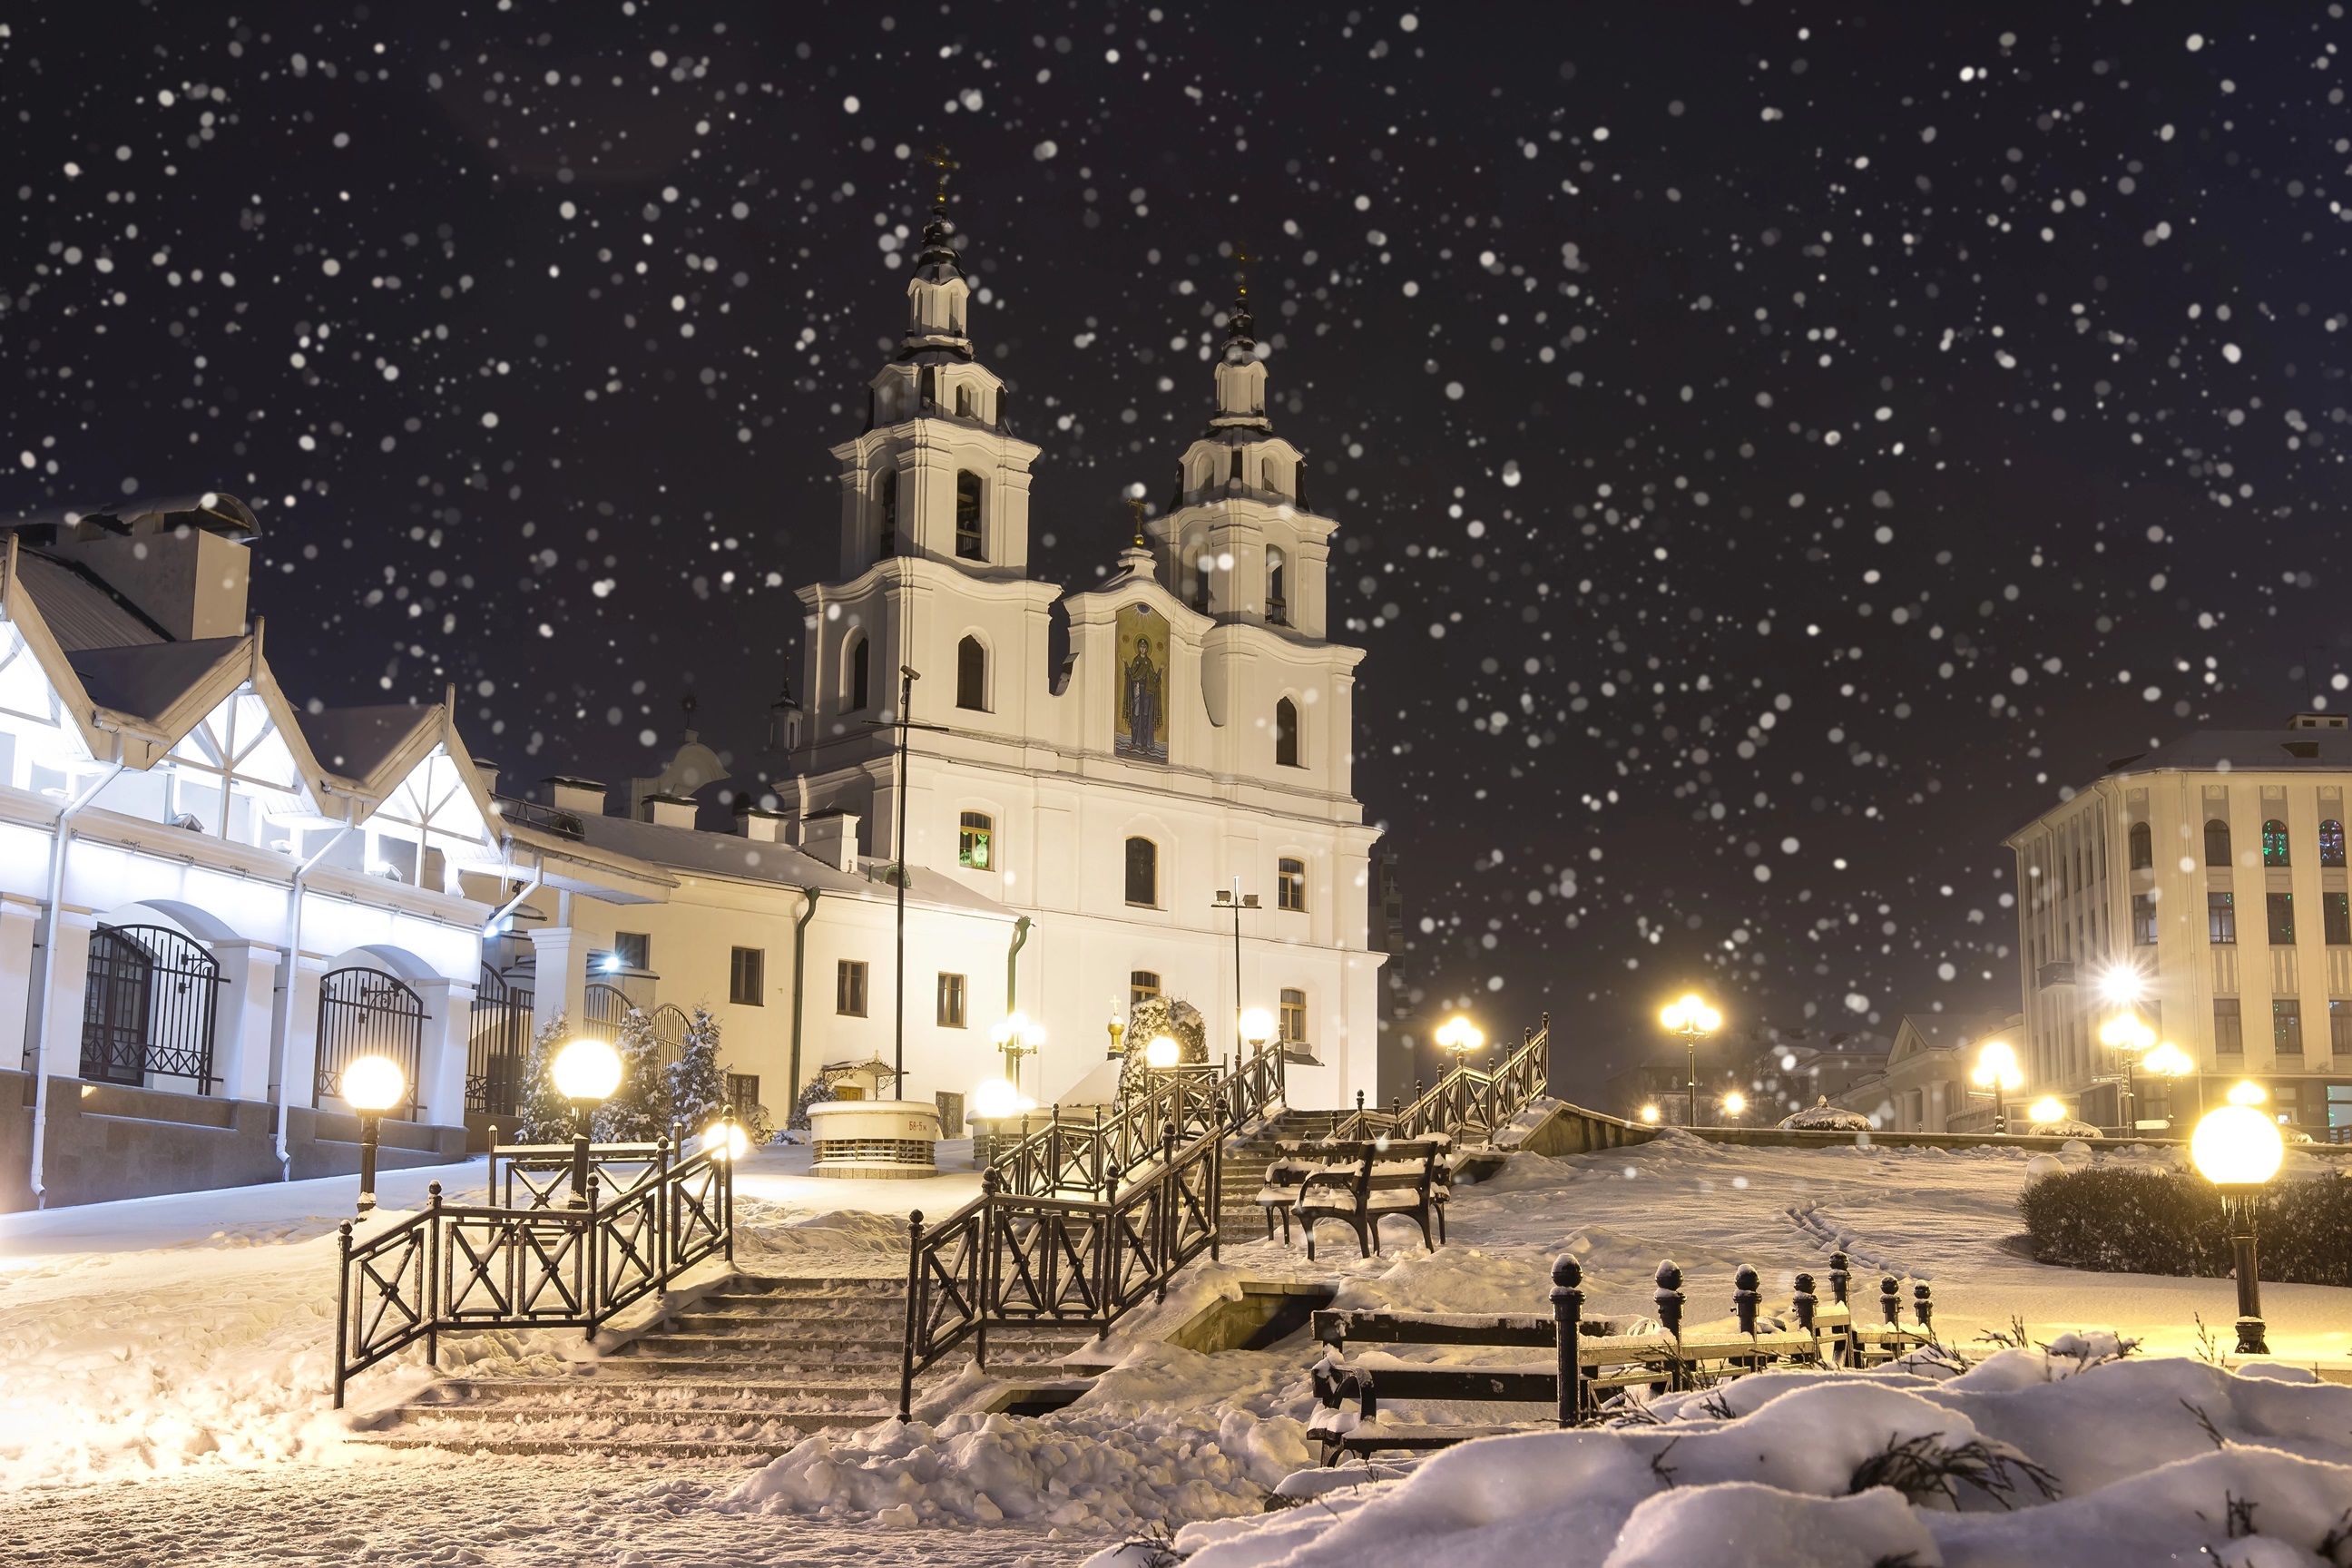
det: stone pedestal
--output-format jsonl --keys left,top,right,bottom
{"left": 808, "top": 1099, "right": 941, "bottom": 1179}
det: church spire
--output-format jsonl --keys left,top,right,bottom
{"left": 899, "top": 146, "right": 972, "bottom": 360}
{"left": 1208, "top": 244, "right": 1270, "bottom": 434}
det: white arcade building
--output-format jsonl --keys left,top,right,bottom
{"left": 775, "top": 203, "right": 1386, "bottom": 1112}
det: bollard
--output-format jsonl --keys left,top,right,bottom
{"left": 1732, "top": 1263, "right": 1761, "bottom": 1338}
{"left": 1791, "top": 1272, "right": 1818, "bottom": 1336}
{"left": 1913, "top": 1281, "right": 1934, "bottom": 1335}
{"left": 1654, "top": 1259, "right": 1686, "bottom": 1390}
{"left": 1880, "top": 1275, "right": 1903, "bottom": 1328}
{"left": 1828, "top": 1250, "right": 1851, "bottom": 1306}
{"left": 1551, "top": 1255, "right": 1585, "bottom": 1426}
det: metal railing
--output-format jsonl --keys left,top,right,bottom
{"left": 78, "top": 924, "right": 223, "bottom": 1092}
{"left": 332, "top": 1135, "right": 732, "bottom": 1406}
{"left": 899, "top": 1122, "right": 1220, "bottom": 1417}
{"left": 1328, "top": 1014, "right": 1551, "bottom": 1145}
{"left": 985, "top": 1039, "right": 1286, "bottom": 1197}
{"left": 315, "top": 967, "right": 426, "bottom": 1119}
{"left": 466, "top": 966, "right": 534, "bottom": 1118}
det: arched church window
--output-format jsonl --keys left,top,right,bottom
{"left": 1274, "top": 698, "right": 1301, "bottom": 768}
{"left": 848, "top": 636, "right": 870, "bottom": 712}
{"left": 956, "top": 635, "right": 986, "bottom": 710}
{"left": 2128, "top": 822, "right": 2152, "bottom": 870}
{"left": 2264, "top": 819, "right": 2290, "bottom": 866}
{"left": 1263, "top": 457, "right": 1281, "bottom": 496}
{"left": 1124, "top": 837, "right": 1159, "bottom": 906}
{"left": 2323, "top": 819, "right": 2347, "bottom": 868}
{"left": 1266, "top": 548, "right": 1289, "bottom": 627}
{"left": 956, "top": 383, "right": 973, "bottom": 417}
{"left": 2205, "top": 818, "right": 2231, "bottom": 867}
{"left": 956, "top": 471, "right": 985, "bottom": 561}
{"left": 877, "top": 469, "right": 897, "bottom": 557}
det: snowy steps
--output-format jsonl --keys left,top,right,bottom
{"left": 350, "top": 1273, "right": 1093, "bottom": 1459}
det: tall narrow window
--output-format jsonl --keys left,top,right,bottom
{"left": 1124, "top": 837, "right": 1158, "bottom": 906}
{"left": 2131, "top": 894, "right": 2157, "bottom": 946}
{"left": 2214, "top": 997, "right": 2243, "bottom": 1054}
{"left": 1279, "top": 987, "right": 1308, "bottom": 1049}
{"left": 877, "top": 469, "right": 897, "bottom": 557}
{"left": 2275, "top": 999, "right": 2305, "bottom": 1056}
{"left": 1130, "top": 970, "right": 1161, "bottom": 1010}
{"left": 2208, "top": 892, "right": 2237, "bottom": 945}
{"left": 837, "top": 959, "right": 868, "bottom": 1017}
{"left": 936, "top": 973, "right": 967, "bottom": 1028}
{"left": 2333, "top": 1000, "right": 2352, "bottom": 1053}
{"left": 2268, "top": 891, "right": 2296, "bottom": 946}
{"left": 849, "top": 636, "right": 870, "bottom": 711}
{"left": 2205, "top": 818, "right": 2232, "bottom": 867}
{"left": 1266, "top": 546, "right": 1289, "bottom": 626}
{"left": 1278, "top": 856, "right": 1308, "bottom": 912}
{"left": 955, "top": 383, "right": 973, "bottom": 417}
{"left": 955, "top": 470, "right": 985, "bottom": 560}
{"left": 2264, "top": 818, "right": 2290, "bottom": 867}
{"left": 957, "top": 811, "right": 994, "bottom": 870}
{"left": 956, "top": 635, "right": 986, "bottom": 710}
{"left": 2128, "top": 822, "right": 2152, "bottom": 870}
{"left": 2323, "top": 819, "right": 2347, "bottom": 867}
{"left": 1274, "top": 698, "right": 1300, "bottom": 768}
{"left": 2328, "top": 891, "right": 2352, "bottom": 946}
{"left": 730, "top": 947, "right": 766, "bottom": 1006}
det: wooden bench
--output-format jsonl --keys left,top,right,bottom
{"left": 1253, "top": 1146, "right": 1323, "bottom": 1244}
{"left": 1307, "top": 1257, "right": 1931, "bottom": 1464}
{"left": 1292, "top": 1139, "right": 1450, "bottom": 1260}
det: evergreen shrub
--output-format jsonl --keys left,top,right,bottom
{"left": 2018, "top": 1164, "right": 2352, "bottom": 1287}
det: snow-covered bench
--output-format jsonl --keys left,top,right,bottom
{"left": 1290, "top": 1139, "right": 1451, "bottom": 1259}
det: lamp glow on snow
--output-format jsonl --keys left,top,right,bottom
{"left": 1659, "top": 993, "right": 1720, "bottom": 1126}
{"left": 1145, "top": 1034, "right": 1180, "bottom": 1070}
{"left": 552, "top": 1036, "right": 622, "bottom": 1208}
{"left": 340, "top": 1054, "right": 406, "bottom": 1214}
{"left": 2190, "top": 1101, "right": 2286, "bottom": 1355}
{"left": 1239, "top": 1006, "right": 1276, "bottom": 1054}
{"left": 1971, "top": 1039, "right": 2023, "bottom": 1133}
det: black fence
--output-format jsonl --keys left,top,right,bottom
{"left": 332, "top": 1134, "right": 733, "bottom": 1406}
{"left": 78, "top": 924, "right": 222, "bottom": 1092}
{"left": 314, "top": 967, "right": 426, "bottom": 1119}
{"left": 466, "top": 966, "right": 534, "bottom": 1118}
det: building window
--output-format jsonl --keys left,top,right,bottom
{"left": 2128, "top": 822, "right": 2152, "bottom": 870}
{"left": 2214, "top": 997, "right": 2243, "bottom": 1054}
{"left": 610, "top": 933, "right": 651, "bottom": 973}
{"left": 877, "top": 469, "right": 897, "bottom": 556}
{"left": 2332, "top": 1000, "right": 2352, "bottom": 1054}
{"left": 725, "top": 1073, "right": 760, "bottom": 1119}
{"left": 2209, "top": 892, "right": 2237, "bottom": 945}
{"left": 2131, "top": 894, "right": 2157, "bottom": 946}
{"left": 2329, "top": 892, "right": 2352, "bottom": 946}
{"left": 2324, "top": 819, "right": 2347, "bottom": 867}
{"left": 849, "top": 635, "right": 871, "bottom": 711}
{"left": 1124, "top": 836, "right": 1158, "bottom": 906}
{"left": 958, "top": 811, "right": 994, "bottom": 870}
{"left": 936, "top": 973, "right": 967, "bottom": 1028}
{"left": 2268, "top": 891, "right": 2296, "bottom": 946}
{"left": 956, "top": 635, "right": 987, "bottom": 711}
{"left": 1266, "top": 546, "right": 1289, "bottom": 626}
{"left": 2263, "top": 818, "right": 2291, "bottom": 867}
{"left": 1279, "top": 987, "right": 1308, "bottom": 1049}
{"left": 1278, "top": 857, "right": 1308, "bottom": 912}
{"left": 2275, "top": 998, "right": 2304, "bottom": 1056}
{"left": 956, "top": 383, "right": 973, "bottom": 417}
{"left": 837, "top": 959, "right": 868, "bottom": 1016}
{"left": 1275, "top": 698, "right": 1301, "bottom": 768}
{"left": 2205, "top": 818, "right": 2231, "bottom": 867}
{"left": 955, "top": 470, "right": 985, "bottom": 560}
{"left": 1130, "top": 969, "right": 1161, "bottom": 1010}
{"left": 730, "top": 946, "right": 765, "bottom": 1006}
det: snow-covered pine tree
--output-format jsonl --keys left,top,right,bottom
{"left": 665, "top": 1004, "right": 727, "bottom": 1140}
{"left": 514, "top": 1013, "right": 577, "bottom": 1144}
{"left": 1115, "top": 996, "right": 1210, "bottom": 1103}
{"left": 789, "top": 1073, "right": 838, "bottom": 1132}
{"left": 594, "top": 1008, "right": 670, "bottom": 1143}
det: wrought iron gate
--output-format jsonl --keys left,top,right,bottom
{"left": 78, "top": 924, "right": 222, "bottom": 1091}
{"left": 466, "top": 965, "right": 534, "bottom": 1118}
{"left": 315, "top": 967, "right": 426, "bottom": 1120}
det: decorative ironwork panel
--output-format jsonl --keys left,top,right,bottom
{"left": 582, "top": 981, "right": 630, "bottom": 1044}
{"left": 466, "top": 965, "right": 534, "bottom": 1117}
{"left": 440, "top": 1210, "right": 588, "bottom": 1323}
{"left": 336, "top": 1210, "right": 432, "bottom": 1401}
{"left": 594, "top": 1181, "right": 664, "bottom": 1321}
{"left": 78, "top": 925, "right": 221, "bottom": 1091}
{"left": 315, "top": 967, "right": 426, "bottom": 1118}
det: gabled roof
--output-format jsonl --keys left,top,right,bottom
{"left": 566, "top": 809, "right": 1016, "bottom": 918}
{"left": 64, "top": 639, "right": 247, "bottom": 726}
{"left": 297, "top": 704, "right": 440, "bottom": 783}
{"left": 12, "top": 553, "right": 170, "bottom": 651}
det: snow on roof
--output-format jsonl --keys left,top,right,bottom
{"left": 565, "top": 808, "right": 1016, "bottom": 920}
{"left": 2102, "top": 726, "right": 2352, "bottom": 777}
{"left": 12, "top": 552, "right": 171, "bottom": 651}
{"left": 62, "top": 637, "right": 245, "bottom": 723}
{"left": 295, "top": 704, "right": 439, "bottom": 781}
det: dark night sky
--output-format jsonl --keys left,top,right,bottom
{"left": 4, "top": 1, "right": 2347, "bottom": 1097}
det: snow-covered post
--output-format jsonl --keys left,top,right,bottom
{"left": 1880, "top": 1275, "right": 1902, "bottom": 1330}
{"left": 1828, "top": 1250, "right": 1850, "bottom": 1306}
{"left": 898, "top": 1208, "right": 924, "bottom": 1422}
{"left": 1791, "top": 1272, "right": 1818, "bottom": 1341}
{"left": 1551, "top": 1255, "right": 1584, "bottom": 1426}
{"left": 1733, "top": 1262, "right": 1761, "bottom": 1342}
{"left": 1913, "top": 1281, "right": 1935, "bottom": 1337}
{"left": 1653, "top": 1259, "right": 1685, "bottom": 1390}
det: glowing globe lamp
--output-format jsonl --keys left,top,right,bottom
{"left": 2191, "top": 1102, "right": 2285, "bottom": 1357}
{"left": 1239, "top": 1007, "right": 1276, "bottom": 1050}
{"left": 1145, "top": 1034, "right": 1181, "bottom": 1070}
{"left": 972, "top": 1077, "right": 1021, "bottom": 1122}
{"left": 341, "top": 1055, "right": 406, "bottom": 1215}
{"left": 553, "top": 1037, "right": 623, "bottom": 1102}
{"left": 700, "top": 1121, "right": 750, "bottom": 1161}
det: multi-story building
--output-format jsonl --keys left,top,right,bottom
{"left": 2005, "top": 712, "right": 2352, "bottom": 1136}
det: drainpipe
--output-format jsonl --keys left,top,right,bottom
{"left": 482, "top": 852, "right": 544, "bottom": 939}
{"left": 1005, "top": 916, "right": 1032, "bottom": 1017}
{"left": 788, "top": 887, "right": 820, "bottom": 1116}
{"left": 272, "top": 806, "right": 358, "bottom": 1181}
{"left": 27, "top": 748, "right": 127, "bottom": 1209}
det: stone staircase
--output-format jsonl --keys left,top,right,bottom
{"left": 353, "top": 1274, "right": 1095, "bottom": 1458}
{"left": 1220, "top": 1108, "right": 1344, "bottom": 1239}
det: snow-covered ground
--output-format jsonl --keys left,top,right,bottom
{"left": 1, "top": 1129, "right": 2345, "bottom": 1564}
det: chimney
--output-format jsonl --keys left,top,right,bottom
{"left": 737, "top": 802, "right": 789, "bottom": 842}
{"left": 545, "top": 777, "right": 608, "bottom": 817}
{"left": 2288, "top": 712, "right": 2347, "bottom": 730}
{"left": 471, "top": 760, "right": 501, "bottom": 797}
{"left": 43, "top": 494, "right": 258, "bottom": 640}
{"left": 799, "top": 809, "right": 860, "bottom": 873}
{"left": 644, "top": 794, "right": 699, "bottom": 829}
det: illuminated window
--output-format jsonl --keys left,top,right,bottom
{"left": 2208, "top": 892, "right": 2236, "bottom": 945}
{"left": 2323, "top": 819, "right": 2347, "bottom": 867}
{"left": 957, "top": 811, "right": 994, "bottom": 870}
{"left": 2263, "top": 819, "right": 2290, "bottom": 867}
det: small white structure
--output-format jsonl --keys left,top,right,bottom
{"left": 807, "top": 1099, "right": 943, "bottom": 1179}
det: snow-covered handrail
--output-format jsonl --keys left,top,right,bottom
{"left": 1328, "top": 1014, "right": 1550, "bottom": 1146}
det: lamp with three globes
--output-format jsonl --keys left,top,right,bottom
{"left": 1658, "top": 994, "right": 1721, "bottom": 1127}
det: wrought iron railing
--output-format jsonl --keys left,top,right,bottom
{"left": 78, "top": 923, "right": 223, "bottom": 1092}
{"left": 466, "top": 966, "right": 534, "bottom": 1118}
{"left": 899, "top": 1122, "right": 1220, "bottom": 1416}
{"left": 985, "top": 1039, "right": 1286, "bottom": 1197}
{"left": 332, "top": 1136, "right": 731, "bottom": 1406}
{"left": 489, "top": 794, "right": 586, "bottom": 840}
{"left": 315, "top": 967, "right": 426, "bottom": 1119}
{"left": 1328, "top": 1014, "right": 1551, "bottom": 1145}
{"left": 485, "top": 1136, "right": 671, "bottom": 1209}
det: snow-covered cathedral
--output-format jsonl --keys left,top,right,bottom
{"left": 776, "top": 201, "right": 1385, "bottom": 1110}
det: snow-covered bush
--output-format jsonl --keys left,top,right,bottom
{"left": 664, "top": 1004, "right": 726, "bottom": 1137}
{"left": 1118, "top": 995, "right": 1208, "bottom": 1102}
{"left": 2019, "top": 1164, "right": 2352, "bottom": 1286}
{"left": 789, "top": 1073, "right": 838, "bottom": 1132}
{"left": 594, "top": 1007, "right": 670, "bottom": 1142}
{"left": 514, "top": 1013, "right": 578, "bottom": 1144}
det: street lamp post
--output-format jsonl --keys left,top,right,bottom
{"left": 552, "top": 1037, "right": 624, "bottom": 1209}
{"left": 2098, "top": 1014, "right": 2156, "bottom": 1133}
{"left": 1211, "top": 882, "right": 1259, "bottom": 1062}
{"left": 341, "top": 1055, "right": 407, "bottom": 1214}
{"left": 2190, "top": 1088, "right": 2286, "bottom": 1355}
{"left": 1720, "top": 1091, "right": 1747, "bottom": 1124}
{"left": 992, "top": 1013, "right": 1042, "bottom": 1102}
{"left": 2142, "top": 1041, "right": 2197, "bottom": 1132}
{"left": 1239, "top": 1006, "right": 1275, "bottom": 1062}
{"left": 1658, "top": 995, "right": 1720, "bottom": 1127}
{"left": 1971, "top": 1039, "right": 2023, "bottom": 1134}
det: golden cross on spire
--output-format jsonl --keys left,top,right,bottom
{"left": 1125, "top": 495, "right": 1149, "bottom": 549}
{"left": 923, "top": 143, "right": 960, "bottom": 205}
{"left": 1232, "top": 240, "right": 1255, "bottom": 300}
